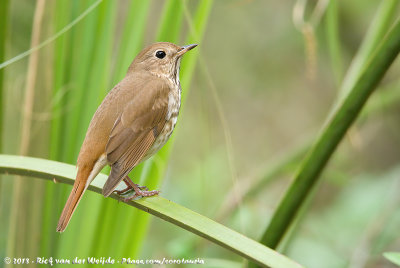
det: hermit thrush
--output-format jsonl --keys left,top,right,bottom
{"left": 56, "top": 42, "right": 197, "bottom": 232}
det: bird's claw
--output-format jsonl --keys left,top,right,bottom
{"left": 121, "top": 190, "right": 160, "bottom": 202}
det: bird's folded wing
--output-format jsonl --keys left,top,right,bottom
{"left": 102, "top": 80, "right": 169, "bottom": 197}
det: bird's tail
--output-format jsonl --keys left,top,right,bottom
{"left": 56, "top": 166, "right": 91, "bottom": 232}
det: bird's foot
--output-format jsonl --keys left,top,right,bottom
{"left": 113, "top": 176, "right": 149, "bottom": 195}
{"left": 113, "top": 184, "right": 149, "bottom": 195}
{"left": 121, "top": 183, "right": 159, "bottom": 202}
{"left": 121, "top": 190, "right": 160, "bottom": 202}
{"left": 113, "top": 176, "right": 158, "bottom": 202}
{"left": 113, "top": 186, "right": 132, "bottom": 195}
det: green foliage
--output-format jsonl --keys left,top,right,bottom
{"left": 0, "top": 155, "right": 303, "bottom": 268}
{"left": 0, "top": 0, "right": 9, "bottom": 152}
{"left": 258, "top": 0, "right": 400, "bottom": 251}
{"left": 1, "top": 0, "right": 216, "bottom": 265}
{"left": 384, "top": 252, "right": 400, "bottom": 266}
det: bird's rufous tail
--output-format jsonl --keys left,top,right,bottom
{"left": 56, "top": 166, "right": 91, "bottom": 232}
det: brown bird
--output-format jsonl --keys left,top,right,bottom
{"left": 56, "top": 42, "right": 197, "bottom": 232}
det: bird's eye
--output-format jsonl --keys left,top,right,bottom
{"left": 155, "top": 50, "right": 166, "bottom": 59}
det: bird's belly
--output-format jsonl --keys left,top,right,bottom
{"left": 142, "top": 89, "right": 181, "bottom": 160}
{"left": 143, "top": 116, "right": 177, "bottom": 159}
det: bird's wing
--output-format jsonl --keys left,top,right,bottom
{"left": 102, "top": 79, "right": 170, "bottom": 197}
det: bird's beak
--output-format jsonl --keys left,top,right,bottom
{"left": 177, "top": 44, "right": 198, "bottom": 57}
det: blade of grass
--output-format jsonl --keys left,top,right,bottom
{"left": 63, "top": 0, "right": 105, "bottom": 163}
{"left": 338, "top": 0, "right": 399, "bottom": 100}
{"left": 0, "top": 154, "right": 304, "bottom": 268}
{"left": 0, "top": 0, "right": 9, "bottom": 260}
{"left": 0, "top": 0, "right": 103, "bottom": 71}
{"left": 180, "top": 0, "right": 213, "bottom": 101}
{"left": 41, "top": 0, "right": 73, "bottom": 258}
{"left": 259, "top": 17, "right": 400, "bottom": 250}
{"left": 111, "top": 0, "right": 150, "bottom": 84}
{"left": 384, "top": 252, "right": 400, "bottom": 266}
{"left": 49, "top": 0, "right": 72, "bottom": 161}
{"left": 0, "top": 0, "right": 9, "bottom": 153}
{"left": 155, "top": 0, "right": 184, "bottom": 43}
{"left": 325, "top": 0, "right": 343, "bottom": 86}
{"left": 8, "top": 0, "right": 46, "bottom": 260}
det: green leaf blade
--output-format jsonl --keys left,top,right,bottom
{"left": 0, "top": 154, "right": 304, "bottom": 268}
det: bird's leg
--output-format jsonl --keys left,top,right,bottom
{"left": 122, "top": 180, "right": 159, "bottom": 202}
{"left": 113, "top": 177, "right": 134, "bottom": 195}
{"left": 113, "top": 176, "right": 148, "bottom": 195}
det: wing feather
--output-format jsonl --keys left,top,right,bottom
{"left": 102, "top": 80, "right": 170, "bottom": 197}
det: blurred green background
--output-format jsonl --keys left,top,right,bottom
{"left": 1, "top": 0, "right": 400, "bottom": 267}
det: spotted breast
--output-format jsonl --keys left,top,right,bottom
{"left": 143, "top": 85, "right": 181, "bottom": 159}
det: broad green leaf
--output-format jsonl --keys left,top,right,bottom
{"left": 0, "top": 154, "right": 304, "bottom": 268}
{"left": 384, "top": 252, "right": 400, "bottom": 266}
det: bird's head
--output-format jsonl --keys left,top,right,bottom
{"left": 129, "top": 42, "right": 197, "bottom": 84}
